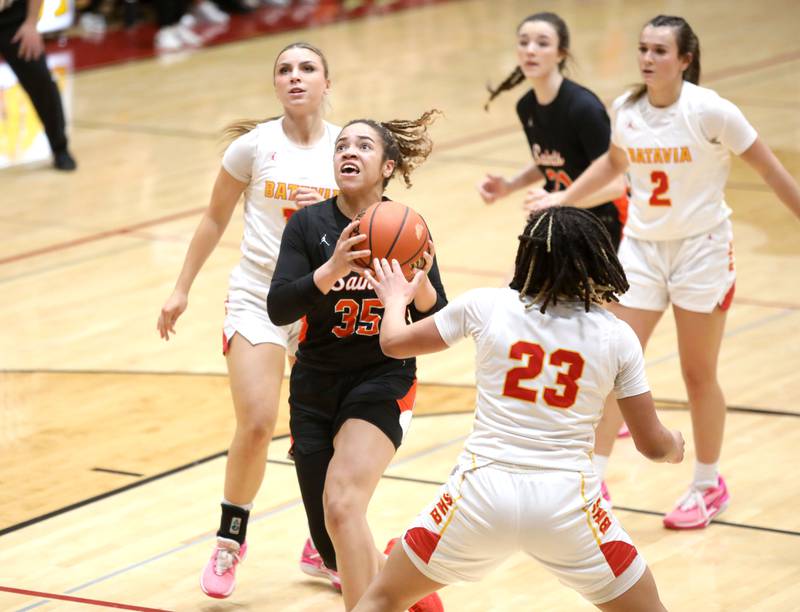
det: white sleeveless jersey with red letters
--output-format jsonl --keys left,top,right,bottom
{"left": 611, "top": 82, "right": 757, "bottom": 241}
{"left": 222, "top": 118, "right": 340, "bottom": 273}
{"left": 433, "top": 288, "right": 649, "bottom": 473}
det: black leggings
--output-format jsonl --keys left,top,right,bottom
{"left": 0, "top": 24, "right": 68, "bottom": 154}
{"left": 294, "top": 447, "right": 337, "bottom": 571}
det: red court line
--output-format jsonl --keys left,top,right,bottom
{"left": 0, "top": 585, "right": 173, "bottom": 612}
{"left": 0, "top": 127, "right": 520, "bottom": 268}
{"left": 704, "top": 49, "right": 800, "bottom": 83}
{"left": 0, "top": 207, "right": 204, "bottom": 266}
{"left": 435, "top": 125, "right": 521, "bottom": 152}
{"left": 3, "top": 46, "right": 798, "bottom": 269}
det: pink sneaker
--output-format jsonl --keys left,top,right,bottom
{"left": 200, "top": 538, "right": 247, "bottom": 599}
{"left": 385, "top": 538, "right": 444, "bottom": 612}
{"left": 663, "top": 476, "right": 730, "bottom": 530}
{"left": 617, "top": 424, "right": 630, "bottom": 438}
{"left": 600, "top": 480, "right": 611, "bottom": 503}
{"left": 299, "top": 537, "right": 341, "bottom": 591}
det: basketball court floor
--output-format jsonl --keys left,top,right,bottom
{"left": 1, "top": 0, "right": 799, "bottom": 609}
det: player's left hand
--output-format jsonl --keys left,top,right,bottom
{"left": 413, "top": 239, "right": 435, "bottom": 277}
{"left": 523, "top": 187, "right": 558, "bottom": 213}
{"left": 291, "top": 187, "right": 326, "bottom": 208}
{"left": 365, "top": 258, "right": 424, "bottom": 307}
{"left": 12, "top": 21, "right": 44, "bottom": 61}
{"left": 524, "top": 189, "right": 566, "bottom": 214}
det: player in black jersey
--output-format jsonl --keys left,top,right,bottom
{"left": 268, "top": 111, "right": 446, "bottom": 611}
{"left": 477, "top": 12, "right": 628, "bottom": 249}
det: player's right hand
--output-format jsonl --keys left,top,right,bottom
{"left": 665, "top": 430, "right": 685, "bottom": 464}
{"left": 157, "top": 290, "right": 189, "bottom": 341}
{"left": 329, "top": 219, "right": 370, "bottom": 278}
{"left": 477, "top": 174, "right": 511, "bottom": 204}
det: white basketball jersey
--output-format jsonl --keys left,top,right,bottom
{"left": 434, "top": 288, "right": 649, "bottom": 472}
{"left": 611, "top": 82, "right": 757, "bottom": 241}
{"left": 222, "top": 118, "right": 340, "bottom": 273}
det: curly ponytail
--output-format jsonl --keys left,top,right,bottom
{"left": 343, "top": 109, "right": 442, "bottom": 188}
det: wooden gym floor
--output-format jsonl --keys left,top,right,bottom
{"left": 1, "top": 0, "right": 799, "bottom": 610}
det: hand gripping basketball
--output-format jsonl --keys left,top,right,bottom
{"left": 354, "top": 201, "right": 431, "bottom": 280}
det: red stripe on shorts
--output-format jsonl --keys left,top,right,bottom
{"left": 719, "top": 282, "right": 735, "bottom": 311}
{"left": 600, "top": 540, "right": 637, "bottom": 577}
{"left": 396, "top": 379, "right": 417, "bottom": 413}
{"left": 404, "top": 526, "right": 441, "bottom": 564}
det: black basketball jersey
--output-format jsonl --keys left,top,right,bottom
{"left": 516, "top": 78, "right": 612, "bottom": 198}
{"left": 268, "top": 196, "right": 447, "bottom": 373}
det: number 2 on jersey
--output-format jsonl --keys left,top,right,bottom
{"left": 649, "top": 171, "right": 671, "bottom": 206}
{"left": 502, "top": 341, "right": 585, "bottom": 409}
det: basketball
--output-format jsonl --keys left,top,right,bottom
{"left": 355, "top": 200, "right": 431, "bottom": 280}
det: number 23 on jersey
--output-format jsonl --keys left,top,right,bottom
{"left": 502, "top": 340, "right": 585, "bottom": 409}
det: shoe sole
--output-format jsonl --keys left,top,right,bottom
{"left": 663, "top": 498, "right": 730, "bottom": 530}
{"left": 200, "top": 575, "right": 234, "bottom": 599}
{"left": 300, "top": 562, "right": 329, "bottom": 579}
{"left": 300, "top": 562, "right": 341, "bottom": 591}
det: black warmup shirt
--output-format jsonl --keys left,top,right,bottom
{"left": 0, "top": 0, "right": 26, "bottom": 27}
{"left": 268, "top": 197, "right": 447, "bottom": 373}
{"left": 517, "top": 78, "right": 615, "bottom": 207}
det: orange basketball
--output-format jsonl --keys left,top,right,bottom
{"left": 355, "top": 201, "right": 430, "bottom": 280}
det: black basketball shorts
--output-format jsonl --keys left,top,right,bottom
{"left": 289, "top": 360, "right": 417, "bottom": 456}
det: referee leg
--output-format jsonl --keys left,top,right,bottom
{"left": 0, "top": 29, "right": 69, "bottom": 155}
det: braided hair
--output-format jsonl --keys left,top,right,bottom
{"left": 485, "top": 12, "right": 572, "bottom": 111}
{"left": 509, "top": 207, "right": 628, "bottom": 313}
{"left": 343, "top": 109, "right": 441, "bottom": 188}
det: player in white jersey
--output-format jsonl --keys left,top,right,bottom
{"left": 156, "top": 42, "right": 340, "bottom": 599}
{"left": 354, "top": 207, "right": 684, "bottom": 612}
{"left": 531, "top": 16, "right": 800, "bottom": 530}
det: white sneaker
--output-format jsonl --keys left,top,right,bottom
{"left": 79, "top": 12, "right": 107, "bottom": 34}
{"left": 155, "top": 26, "right": 184, "bottom": 52}
{"left": 175, "top": 21, "right": 204, "bottom": 47}
{"left": 192, "top": 0, "right": 230, "bottom": 24}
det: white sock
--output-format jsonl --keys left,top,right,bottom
{"left": 222, "top": 497, "right": 253, "bottom": 511}
{"left": 692, "top": 461, "right": 719, "bottom": 491}
{"left": 593, "top": 454, "right": 610, "bottom": 481}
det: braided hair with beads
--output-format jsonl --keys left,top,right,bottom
{"left": 509, "top": 207, "right": 628, "bottom": 313}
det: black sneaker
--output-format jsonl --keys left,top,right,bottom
{"left": 54, "top": 150, "right": 77, "bottom": 171}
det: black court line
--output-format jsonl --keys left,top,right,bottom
{"left": 92, "top": 467, "right": 145, "bottom": 477}
{"left": 4, "top": 367, "right": 800, "bottom": 418}
{"left": 0, "top": 447, "right": 236, "bottom": 537}
{"left": 5, "top": 368, "right": 799, "bottom": 418}
{"left": 611, "top": 506, "right": 800, "bottom": 538}
{"left": 3, "top": 416, "right": 799, "bottom": 540}
{"left": 269, "top": 457, "right": 800, "bottom": 536}
{"left": 267, "top": 458, "right": 800, "bottom": 537}
{"left": 654, "top": 399, "right": 800, "bottom": 419}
